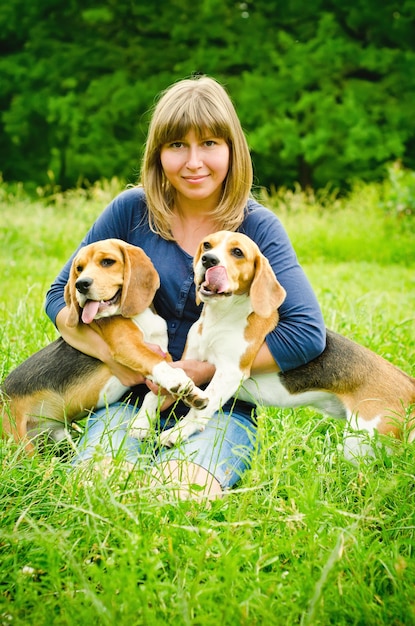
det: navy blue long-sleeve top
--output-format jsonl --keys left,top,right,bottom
{"left": 45, "top": 187, "right": 326, "bottom": 376}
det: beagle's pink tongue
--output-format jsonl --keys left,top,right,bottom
{"left": 81, "top": 300, "right": 100, "bottom": 324}
{"left": 204, "top": 266, "right": 229, "bottom": 293}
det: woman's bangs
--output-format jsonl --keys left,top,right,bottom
{"left": 158, "top": 97, "right": 230, "bottom": 145}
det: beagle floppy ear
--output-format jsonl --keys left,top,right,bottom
{"left": 193, "top": 240, "right": 206, "bottom": 306}
{"left": 250, "top": 253, "right": 286, "bottom": 318}
{"left": 64, "top": 260, "right": 82, "bottom": 327}
{"left": 120, "top": 243, "right": 160, "bottom": 317}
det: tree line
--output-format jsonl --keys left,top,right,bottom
{"left": 1, "top": 0, "right": 414, "bottom": 191}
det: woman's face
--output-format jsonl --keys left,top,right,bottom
{"left": 160, "top": 129, "right": 230, "bottom": 208}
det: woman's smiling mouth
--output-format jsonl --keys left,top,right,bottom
{"left": 183, "top": 175, "right": 209, "bottom": 183}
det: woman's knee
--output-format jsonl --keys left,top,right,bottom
{"left": 150, "top": 460, "right": 223, "bottom": 500}
{"left": 73, "top": 402, "right": 142, "bottom": 464}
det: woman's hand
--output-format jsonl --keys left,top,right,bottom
{"left": 169, "top": 358, "right": 216, "bottom": 388}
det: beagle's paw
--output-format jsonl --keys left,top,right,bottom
{"left": 181, "top": 386, "right": 209, "bottom": 410}
{"left": 151, "top": 362, "right": 209, "bottom": 409}
{"left": 129, "top": 414, "right": 153, "bottom": 440}
{"left": 159, "top": 414, "right": 209, "bottom": 448}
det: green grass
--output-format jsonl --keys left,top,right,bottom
{"left": 1, "top": 180, "right": 415, "bottom": 625}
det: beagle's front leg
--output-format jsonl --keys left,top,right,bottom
{"left": 130, "top": 362, "right": 210, "bottom": 439}
{"left": 129, "top": 390, "right": 164, "bottom": 439}
{"left": 159, "top": 365, "right": 246, "bottom": 447}
{"left": 94, "top": 317, "right": 209, "bottom": 410}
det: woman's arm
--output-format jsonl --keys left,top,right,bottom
{"left": 56, "top": 307, "right": 148, "bottom": 387}
{"left": 168, "top": 344, "right": 278, "bottom": 386}
{"left": 158, "top": 343, "right": 278, "bottom": 391}
{"left": 243, "top": 203, "right": 326, "bottom": 372}
{"left": 251, "top": 342, "right": 281, "bottom": 374}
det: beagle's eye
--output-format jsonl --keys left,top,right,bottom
{"left": 76, "top": 265, "right": 83, "bottom": 273}
{"left": 232, "top": 247, "right": 244, "bottom": 258}
{"left": 202, "top": 241, "right": 212, "bottom": 251}
{"left": 101, "top": 258, "right": 116, "bottom": 267}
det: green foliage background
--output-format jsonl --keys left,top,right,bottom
{"left": 1, "top": 0, "right": 415, "bottom": 190}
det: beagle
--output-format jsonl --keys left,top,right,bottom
{"left": 1, "top": 239, "right": 207, "bottom": 454}
{"left": 132, "top": 231, "right": 415, "bottom": 459}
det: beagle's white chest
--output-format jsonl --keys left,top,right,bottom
{"left": 185, "top": 297, "right": 252, "bottom": 366}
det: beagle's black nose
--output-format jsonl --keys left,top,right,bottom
{"left": 201, "top": 253, "right": 219, "bottom": 269}
{"left": 75, "top": 277, "right": 93, "bottom": 294}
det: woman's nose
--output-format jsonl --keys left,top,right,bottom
{"left": 186, "top": 145, "right": 202, "bottom": 169}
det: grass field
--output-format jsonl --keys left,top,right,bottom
{"left": 1, "top": 179, "right": 414, "bottom": 625}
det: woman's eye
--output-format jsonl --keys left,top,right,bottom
{"left": 169, "top": 141, "right": 184, "bottom": 149}
{"left": 204, "top": 140, "right": 216, "bottom": 147}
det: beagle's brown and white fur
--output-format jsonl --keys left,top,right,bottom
{"left": 1, "top": 238, "right": 207, "bottom": 454}
{"left": 132, "top": 231, "right": 415, "bottom": 459}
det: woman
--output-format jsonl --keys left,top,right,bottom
{"left": 45, "top": 75, "right": 326, "bottom": 499}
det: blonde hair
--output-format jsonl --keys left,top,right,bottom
{"left": 140, "top": 75, "right": 253, "bottom": 240}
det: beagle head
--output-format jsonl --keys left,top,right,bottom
{"left": 194, "top": 231, "right": 286, "bottom": 318}
{"left": 64, "top": 239, "right": 160, "bottom": 327}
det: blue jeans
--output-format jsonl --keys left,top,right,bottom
{"left": 73, "top": 402, "right": 257, "bottom": 489}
